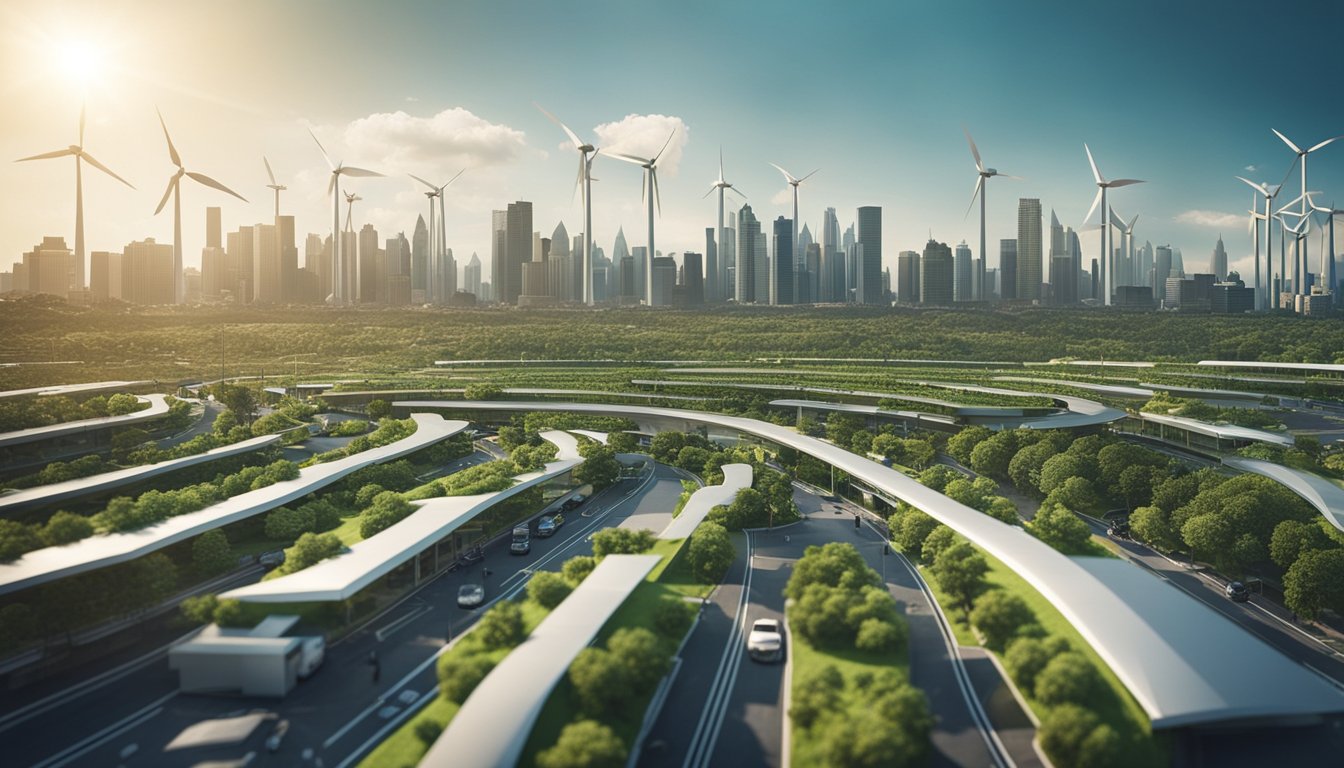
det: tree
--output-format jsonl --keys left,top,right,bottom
{"left": 111, "top": 427, "right": 152, "bottom": 461}
{"left": 1003, "top": 635, "right": 1070, "bottom": 691}
{"left": 607, "top": 627, "right": 670, "bottom": 692}
{"left": 40, "top": 511, "right": 93, "bottom": 546}
{"left": 1008, "top": 440, "right": 1058, "bottom": 495}
{"left": 708, "top": 486, "right": 771, "bottom": 530}
{"left": 180, "top": 594, "right": 219, "bottom": 625}
{"left": 214, "top": 383, "right": 258, "bottom": 425}
{"left": 359, "top": 491, "right": 414, "bottom": 539}
{"left": 476, "top": 601, "right": 526, "bottom": 649}
{"left": 463, "top": 383, "right": 503, "bottom": 400}
{"left": 855, "top": 617, "right": 904, "bottom": 653}
{"left": 562, "top": 555, "right": 597, "bottom": 584}
{"left": 1269, "top": 519, "right": 1333, "bottom": 570}
{"left": 527, "top": 571, "right": 573, "bottom": 609}
{"left": 789, "top": 663, "right": 843, "bottom": 729}
{"left": 366, "top": 399, "right": 392, "bottom": 420}
{"left": 916, "top": 464, "right": 961, "bottom": 492}
{"left": 648, "top": 431, "right": 687, "bottom": 463}
{"left": 1038, "top": 705, "right": 1103, "bottom": 768}
{"left": 1116, "top": 464, "right": 1166, "bottom": 510}
{"left": 786, "top": 541, "right": 880, "bottom": 600}
{"left": 106, "top": 393, "right": 143, "bottom": 416}
{"left": 192, "top": 529, "right": 234, "bottom": 576}
{"left": 607, "top": 431, "right": 637, "bottom": 453}
{"left": 850, "top": 429, "right": 874, "bottom": 456}
{"left": 825, "top": 412, "right": 863, "bottom": 449}
{"left": 984, "top": 497, "right": 1020, "bottom": 525}
{"left": 1034, "top": 651, "right": 1100, "bottom": 706}
{"left": 897, "top": 510, "right": 940, "bottom": 556}
{"left": 1030, "top": 503, "right": 1093, "bottom": 554}
{"left": 970, "top": 590, "right": 1035, "bottom": 650}
{"left": 265, "top": 505, "right": 316, "bottom": 542}
{"left": 688, "top": 522, "right": 735, "bottom": 583}
{"left": 1181, "top": 513, "right": 1234, "bottom": 566}
{"left": 970, "top": 433, "right": 1017, "bottom": 478}
{"left": 947, "top": 426, "right": 992, "bottom": 464}
{"left": 932, "top": 541, "right": 988, "bottom": 612}
{"left": 536, "top": 720, "right": 627, "bottom": 768}
{"left": 653, "top": 596, "right": 695, "bottom": 636}
{"left": 576, "top": 441, "right": 620, "bottom": 490}
{"left": 921, "top": 525, "right": 959, "bottom": 564}
{"left": 1284, "top": 549, "right": 1344, "bottom": 620}
{"left": 1043, "top": 476, "right": 1101, "bottom": 515}
{"left": 901, "top": 438, "right": 936, "bottom": 470}
{"left": 810, "top": 706, "right": 928, "bottom": 768}
{"left": 1129, "top": 505, "right": 1180, "bottom": 551}
{"left": 0, "top": 520, "right": 42, "bottom": 562}
{"left": 1037, "top": 453, "right": 1089, "bottom": 495}
{"left": 591, "top": 527, "right": 656, "bottom": 557}
{"left": 437, "top": 652, "right": 495, "bottom": 704}
{"left": 281, "top": 532, "right": 343, "bottom": 574}
{"left": 569, "top": 647, "right": 629, "bottom": 715}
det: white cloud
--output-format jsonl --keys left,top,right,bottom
{"left": 1175, "top": 209, "right": 1243, "bottom": 228}
{"left": 592, "top": 114, "right": 690, "bottom": 177}
{"left": 341, "top": 107, "right": 529, "bottom": 174}
{"left": 1244, "top": 164, "right": 1258, "bottom": 172}
{"left": 771, "top": 187, "right": 793, "bottom": 206}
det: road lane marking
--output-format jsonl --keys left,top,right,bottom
{"left": 30, "top": 692, "right": 174, "bottom": 768}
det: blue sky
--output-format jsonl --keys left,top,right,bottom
{"left": 4, "top": 0, "right": 1343, "bottom": 283}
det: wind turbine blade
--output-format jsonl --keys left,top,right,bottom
{"left": 1308, "top": 135, "right": 1344, "bottom": 153}
{"left": 964, "top": 176, "right": 983, "bottom": 219}
{"left": 327, "top": 173, "right": 336, "bottom": 198}
{"left": 308, "top": 128, "right": 335, "bottom": 170}
{"left": 653, "top": 169, "right": 661, "bottom": 217}
{"left": 409, "top": 173, "right": 436, "bottom": 190}
{"left": 573, "top": 154, "right": 584, "bottom": 204}
{"left": 1085, "top": 188, "right": 1104, "bottom": 223}
{"left": 79, "top": 152, "right": 134, "bottom": 188}
{"left": 16, "top": 148, "right": 76, "bottom": 162}
{"left": 964, "top": 127, "right": 984, "bottom": 173}
{"left": 79, "top": 104, "right": 86, "bottom": 147}
{"left": 157, "top": 109, "right": 182, "bottom": 168}
{"left": 1109, "top": 207, "right": 1124, "bottom": 229}
{"left": 718, "top": 148, "right": 725, "bottom": 182}
{"left": 154, "top": 176, "right": 176, "bottom": 215}
{"left": 652, "top": 129, "right": 676, "bottom": 165}
{"left": 444, "top": 167, "right": 466, "bottom": 188}
{"left": 799, "top": 168, "right": 820, "bottom": 183}
{"left": 998, "top": 174, "right": 1024, "bottom": 181}
{"left": 186, "top": 171, "right": 248, "bottom": 202}
{"left": 640, "top": 171, "right": 646, "bottom": 205}
{"left": 607, "top": 152, "right": 647, "bottom": 165}
{"left": 1234, "top": 175, "right": 1267, "bottom": 195}
{"left": 768, "top": 162, "right": 796, "bottom": 184}
{"left": 340, "top": 166, "right": 383, "bottom": 178}
{"left": 534, "top": 103, "right": 584, "bottom": 149}
{"left": 727, "top": 186, "right": 746, "bottom": 199}
{"left": 703, "top": 185, "right": 717, "bottom": 199}
{"left": 1271, "top": 128, "right": 1302, "bottom": 154}
{"left": 1084, "top": 143, "right": 1102, "bottom": 184}
{"left": 1108, "top": 179, "right": 1144, "bottom": 187}
{"left": 264, "top": 156, "right": 277, "bottom": 186}
{"left": 1130, "top": 213, "right": 1139, "bottom": 229}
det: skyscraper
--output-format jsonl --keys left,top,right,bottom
{"left": 772, "top": 216, "right": 794, "bottom": 305}
{"left": 91, "top": 250, "right": 122, "bottom": 301}
{"left": 1000, "top": 239, "right": 1017, "bottom": 301}
{"left": 412, "top": 214, "right": 428, "bottom": 302}
{"left": 1210, "top": 235, "right": 1228, "bottom": 279}
{"left": 920, "top": 239, "right": 954, "bottom": 305}
{"left": 122, "top": 238, "right": 175, "bottom": 305}
{"left": 953, "top": 240, "right": 972, "bottom": 302}
{"left": 1016, "top": 198, "right": 1042, "bottom": 300}
{"left": 796, "top": 222, "right": 813, "bottom": 303}
{"left": 464, "top": 252, "right": 482, "bottom": 298}
{"left": 856, "top": 206, "right": 882, "bottom": 304}
{"left": 704, "top": 227, "right": 718, "bottom": 303}
{"left": 821, "top": 207, "right": 841, "bottom": 302}
{"left": 252, "top": 223, "right": 280, "bottom": 303}
{"left": 358, "top": 223, "right": 380, "bottom": 303}
{"left": 1153, "top": 245, "right": 1173, "bottom": 303}
{"left": 897, "top": 250, "right": 920, "bottom": 304}
{"left": 682, "top": 252, "right": 704, "bottom": 305}
{"left": 736, "top": 204, "right": 760, "bottom": 303}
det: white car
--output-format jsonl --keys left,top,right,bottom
{"left": 746, "top": 618, "right": 784, "bottom": 662}
{"left": 457, "top": 583, "right": 485, "bottom": 608}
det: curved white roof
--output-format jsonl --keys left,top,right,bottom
{"left": 913, "top": 381, "right": 1127, "bottom": 429}
{"left": 421, "top": 554, "right": 660, "bottom": 768}
{"left": 1136, "top": 412, "right": 1295, "bottom": 447}
{"left": 992, "top": 376, "right": 1156, "bottom": 398}
{"left": 1198, "top": 360, "right": 1344, "bottom": 374}
{"left": 0, "top": 434, "right": 281, "bottom": 514}
{"left": 0, "top": 380, "right": 153, "bottom": 400}
{"left": 769, "top": 399, "right": 958, "bottom": 427}
{"left": 632, "top": 379, "right": 1042, "bottom": 417}
{"left": 659, "top": 463, "right": 751, "bottom": 540}
{"left": 1223, "top": 457, "right": 1344, "bottom": 534}
{"left": 396, "top": 400, "right": 1344, "bottom": 729}
{"left": 221, "top": 430, "right": 581, "bottom": 603}
{"left": 0, "top": 414, "right": 467, "bottom": 596}
{"left": 0, "top": 394, "right": 170, "bottom": 449}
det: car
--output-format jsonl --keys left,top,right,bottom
{"left": 459, "top": 546, "right": 484, "bottom": 566}
{"left": 510, "top": 524, "right": 531, "bottom": 555}
{"left": 561, "top": 494, "right": 587, "bottom": 512}
{"left": 1225, "top": 581, "right": 1250, "bottom": 602}
{"left": 1107, "top": 521, "right": 1130, "bottom": 538}
{"left": 537, "top": 514, "right": 565, "bottom": 537}
{"left": 258, "top": 550, "right": 286, "bottom": 569}
{"left": 746, "top": 618, "right": 784, "bottom": 662}
{"left": 457, "top": 583, "right": 485, "bottom": 608}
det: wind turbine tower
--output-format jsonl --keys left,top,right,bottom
{"left": 610, "top": 131, "right": 677, "bottom": 305}
{"left": 704, "top": 150, "right": 746, "bottom": 303}
{"left": 309, "top": 129, "right": 382, "bottom": 305}
{"left": 963, "top": 129, "right": 1017, "bottom": 302}
{"left": 1083, "top": 144, "right": 1144, "bottom": 306}
{"left": 537, "top": 105, "right": 599, "bottom": 305}
{"left": 769, "top": 161, "right": 818, "bottom": 302}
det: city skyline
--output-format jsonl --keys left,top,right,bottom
{"left": 4, "top": 0, "right": 1344, "bottom": 293}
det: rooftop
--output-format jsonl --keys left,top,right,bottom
{"left": 1136, "top": 411, "right": 1295, "bottom": 447}
{"left": 0, "top": 394, "right": 170, "bottom": 449}
{"left": 659, "top": 463, "right": 751, "bottom": 540}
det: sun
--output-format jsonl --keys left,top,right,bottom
{"left": 55, "top": 38, "right": 104, "bottom": 87}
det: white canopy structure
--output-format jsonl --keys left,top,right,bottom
{"left": 0, "top": 394, "right": 170, "bottom": 449}
{"left": 659, "top": 462, "right": 751, "bottom": 540}
{"left": 1224, "top": 456, "right": 1344, "bottom": 534}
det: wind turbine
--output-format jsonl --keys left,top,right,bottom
{"left": 154, "top": 110, "right": 247, "bottom": 304}
{"left": 1309, "top": 197, "right": 1341, "bottom": 304}
{"left": 1110, "top": 208, "right": 1138, "bottom": 287}
{"left": 704, "top": 150, "right": 746, "bottom": 302}
{"left": 1271, "top": 129, "right": 1343, "bottom": 297}
{"left": 536, "top": 104, "right": 599, "bottom": 305}
{"left": 1083, "top": 144, "right": 1144, "bottom": 307}
{"left": 17, "top": 105, "right": 134, "bottom": 292}
{"left": 1279, "top": 211, "right": 1311, "bottom": 301}
{"left": 769, "top": 162, "right": 818, "bottom": 303}
{"left": 309, "top": 128, "right": 382, "bottom": 305}
{"left": 263, "top": 156, "right": 287, "bottom": 219}
{"left": 610, "top": 131, "right": 677, "bottom": 305}
{"left": 410, "top": 169, "right": 466, "bottom": 303}
{"left": 963, "top": 129, "right": 1017, "bottom": 301}
{"left": 1236, "top": 176, "right": 1281, "bottom": 310}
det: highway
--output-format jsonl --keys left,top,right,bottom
{"left": 2, "top": 457, "right": 686, "bottom": 768}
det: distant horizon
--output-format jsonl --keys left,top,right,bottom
{"left": 4, "top": 0, "right": 1343, "bottom": 287}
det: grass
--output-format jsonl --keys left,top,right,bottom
{"left": 920, "top": 546, "right": 1167, "bottom": 768}
{"left": 357, "top": 599, "right": 551, "bottom": 768}
{"left": 517, "top": 533, "right": 711, "bottom": 766}
{"left": 789, "top": 632, "right": 911, "bottom": 768}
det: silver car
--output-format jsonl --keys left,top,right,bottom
{"left": 457, "top": 583, "right": 485, "bottom": 608}
{"left": 747, "top": 618, "right": 784, "bottom": 662}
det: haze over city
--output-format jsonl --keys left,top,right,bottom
{"left": 5, "top": 0, "right": 1344, "bottom": 287}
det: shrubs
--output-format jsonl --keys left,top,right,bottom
{"left": 791, "top": 665, "right": 931, "bottom": 768}
{"left": 561, "top": 555, "right": 597, "bottom": 584}
{"left": 476, "top": 602, "right": 525, "bottom": 649}
{"left": 786, "top": 543, "right": 905, "bottom": 654}
{"left": 278, "top": 532, "right": 343, "bottom": 574}
{"left": 1034, "top": 651, "right": 1101, "bottom": 707}
{"left": 437, "top": 652, "right": 496, "bottom": 704}
{"left": 536, "top": 720, "right": 627, "bottom": 768}
{"left": 969, "top": 590, "right": 1034, "bottom": 650}
{"left": 192, "top": 529, "right": 234, "bottom": 576}
{"left": 1029, "top": 503, "right": 1094, "bottom": 554}
{"left": 653, "top": 596, "right": 696, "bottom": 637}
{"left": 40, "top": 511, "right": 94, "bottom": 546}
{"left": 358, "top": 491, "right": 414, "bottom": 539}
{"left": 1003, "top": 635, "right": 1071, "bottom": 694}
{"left": 591, "top": 527, "right": 656, "bottom": 557}
{"left": 1038, "top": 704, "right": 1121, "bottom": 768}
{"left": 568, "top": 627, "right": 670, "bottom": 717}
{"left": 687, "top": 522, "right": 734, "bottom": 583}
{"left": 527, "top": 571, "right": 574, "bottom": 609}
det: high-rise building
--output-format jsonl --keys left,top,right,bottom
{"left": 999, "top": 239, "right": 1017, "bottom": 301}
{"left": 953, "top": 240, "right": 973, "bottom": 302}
{"left": 856, "top": 206, "right": 882, "bottom": 304}
{"left": 736, "top": 204, "right": 760, "bottom": 303}
{"left": 278, "top": 215, "right": 297, "bottom": 302}
{"left": 920, "top": 239, "right": 954, "bottom": 306}
{"left": 681, "top": 252, "right": 704, "bottom": 305}
{"left": 704, "top": 227, "right": 718, "bottom": 303}
{"left": 122, "top": 238, "right": 175, "bottom": 305}
{"left": 1210, "top": 235, "right": 1228, "bottom": 279}
{"left": 489, "top": 210, "right": 507, "bottom": 304}
{"left": 357, "top": 223, "right": 379, "bottom": 303}
{"left": 1016, "top": 198, "right": 1042, "bottom": 300}
{"left": 412, "top": 214, "right": 428, "bottom": 302}
{"left": 897, "top": 250, "right": 920, "bottom": 304}
{"left": 19, "top": 236, "right": 75, "bottom": 298}
{"left": 801, "top": 243, "right": 820, "bottom": 304}
{"left": 652, "top": 255, "right": 676, "bottom": 306}
{"left": 504, "top": 201, "right": 532, "bottom": 305}
{"left": 772, "top": 216, "right": 794, "bottom": 305}
{"left": 1153, "top": 245, "right": 1173, "bottom": 302}
{"left": 464, "top": 252, "right": 482, "bottom": 298}
{"left": 90, "top": 250, "right": 122, "bottom": 301}
{"left": 820, "top": 207, "right": 841, "bottom": 302}
{"left": 252, "top": 223, "right": 281, "bottom": 303}
{"left": 796, "top": 222, "right": 813, "bottom": 303}
{"left": 226, "top": 226, "right": 254, "bottom": 302}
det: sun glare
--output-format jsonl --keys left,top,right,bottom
{"left": 56, "top": 38, "right": 103, "bottom": 87}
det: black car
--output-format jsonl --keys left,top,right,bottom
{"left": 537, "top": 514, "right": 565, "bottom": 537}
{"left": 1225, "top": 581, "right": 1250, "bottom": 602}
{"left": 1107, "top": 521, "right": 1131, "bottom": 539}
{"left": 561, "top": 494, "right": 587, "bottom": 512}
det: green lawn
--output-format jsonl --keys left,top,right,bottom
{"left": 789, "top": 633, "right": 911, "bottom": 768}
{"left": 922, "top": 546, "right": 1166, "bottom": 767}
{"left": 357, "top": 600, "right": 550, "bottom": 768}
